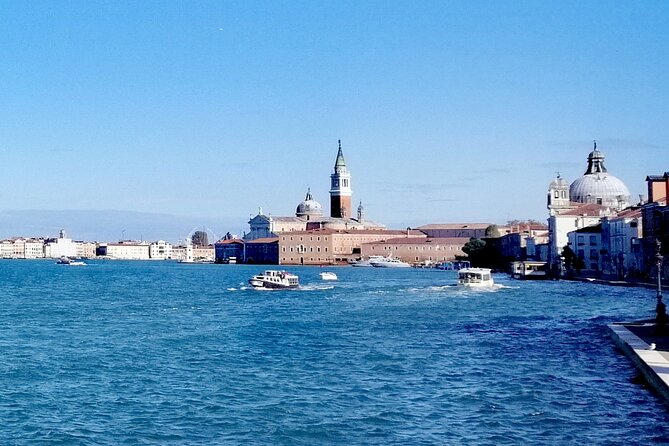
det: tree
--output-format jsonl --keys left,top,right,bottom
{"left": 463, "top": 238, "right": 487, "bottom": 266}
{"left": 192, "top": 230, "right": 209, "bottom": 247}
{"left": 485, "top": 224, "right": 501, "bottom": 238}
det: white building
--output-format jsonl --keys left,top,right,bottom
{"left": 149, "top": 240, "right": 172, "bottom": 260}
{"left": 25, "top": 239, "right": 45, "bottom": 258}
{"left": 101, "top": 242, "right": 151, "bottom": 260}
{"left": 44, "top": 230, "right": 78, "bottom": 258}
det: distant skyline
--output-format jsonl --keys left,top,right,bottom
{"left": 1, "top": 1, "right": 668, "bottom": 236}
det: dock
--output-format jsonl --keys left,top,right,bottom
{"left": 608, "top": 322, "right": 669, "bottom": 403}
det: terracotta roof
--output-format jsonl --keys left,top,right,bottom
{"left": 215, "top": 239, "right": 244, "bottom": 245}
{"left": 559, "top": 203, "right": 610, "bottom": 217}
{"left": 280, "top": 228, "right": 425, "bottom": 236}
{"left": 416, "top": 223, "right": 492, "bottom": 230}
{"left": 364, "top": 237, "right": 470, "bottom": 245}
{"left": 612, "top": 208, "right": 642, "bottom": 219}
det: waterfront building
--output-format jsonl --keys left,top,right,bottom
{"left": 360, "top": 237, "right": 469, "bottom": 264}
{"left": 0, "top": 237, "right": 45, "bottom": 259}
{"left": 192, "top": 246, "right": 214, "bottom": 262}
{"left": 99, "top": 241, "right": 151, "bottom": 260}
{"left": 0, "top": 240, "right": 13, "bottom": 258}
{"left": 245, "top": 237, "right": 279, "bottom": 264}
{"left": 498, "top": 224, "right": 549, "bottom": 262}
{"left": 170, "top": 245, "right": 186, "bottom": 261}
{"left": 600, "top": 208, "right": 643, "bottom": 279}
{"left": 44, "top": 230, "right": 77, "bottom": 259}
{"left": 75, "top": 241, "right": 96, "bottom": 259}
{"left": 214, "top": 239, "right": 244, "bottom": 263}
{"left": 567, "top": 224, "right": 603, "bottom": 274}
{"left": 25, "top": 238, "right": 45, "bottom": 259}
{"left": 547, "top": 143, "right": 630, "bottom": 269}
{"left": 279, "top": 229, "right": 422, "bottom": 265}
{"left": 641, "top": 173, "right": 669, "bottom": 280}
{"left": 149, "top": 240, "right": 172, "bottom": 260}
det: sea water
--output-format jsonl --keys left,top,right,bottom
{"left": 1, "top": 260, "right": 668, "bottom": 444}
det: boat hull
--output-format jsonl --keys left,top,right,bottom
{"left": 248, "top": 279, "right": 298, "bottom": 289}
{"left": 248, "top": 270, "right": 300, "bottom": 289}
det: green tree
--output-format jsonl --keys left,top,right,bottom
{"left": 485, "top": 224, "right": 501, "bottom": 238}
{"left": 463, "top": 238, "right": 487, "bottom": 267}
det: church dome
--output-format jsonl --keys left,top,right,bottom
{"left": 296, "top": 188, "right": 323, "bottom": 219}
{"left": 569, "top": 143, "right": 630, "bottom": 208}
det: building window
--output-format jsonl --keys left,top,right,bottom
{"left": 589, "top": 236, "right": 596, "bottom": 245}
{"left": 554, "top": 191, "right": 559, "bottom": 199}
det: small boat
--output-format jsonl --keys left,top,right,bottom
{"left": 370, "top": 255, "right": 412, "bottom": 268}
{"left": 319, "top": 271, "right": 338, "bottom": 281}
{"left": 248, "top": 270, "right": 299, "bottom": 289}
{"left": 457, "top": 268, "right": 494, "bottom": 287}
{"left": 56, "top": 257, "right": 86, "bottom": 266}
{"left": 510, "top": 261, "right": 549, "bottom": 280}
{"left": 350, "top": 255, "right": 385, "bottom": 267}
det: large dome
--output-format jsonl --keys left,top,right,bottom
{"left": 569, "top": 145, "right": 630, "bottom": 208}
{"left": 296, "top": 188, "right": 323, "bottom": 219}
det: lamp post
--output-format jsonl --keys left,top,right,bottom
{"left": 656, "top": 239, "right": 667, "bottom": 331}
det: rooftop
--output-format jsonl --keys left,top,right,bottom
{"left": 364, "top": 237, "right": 471, "bottom": 245}
{"left": 416, "top": 223, "right": 492, "bottom": 230}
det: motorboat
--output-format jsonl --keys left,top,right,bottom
{"left": 319, "top": 271, "right": 338, "bottom": 281}
{"left": 350, "top": 255, "right": 385, "bottom": 267}
{"left": 511, "top": 261, "right": 549, "bottom": 280}
{"left": 56, "top": 257, "right": 86, "bottom": 266}
{"left": 457, "top": 268, "right": 494, "bottom": 287}
{"left": 370, "top": 255, "right": 412, "bottom": 268}
{"left": 248, "top": 270, "right": 299, "bottom": 289}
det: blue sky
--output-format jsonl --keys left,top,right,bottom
{"left": 1, "top": 1, "right": 668, "bottom": 239}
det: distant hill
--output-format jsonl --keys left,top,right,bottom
{"left": 0, "top": 210, "right": 244, "bottom": 243}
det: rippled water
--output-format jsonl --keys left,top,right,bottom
{"left": 1, "top": 260, "right": 669, "bottom": 444}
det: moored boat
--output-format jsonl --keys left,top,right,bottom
{"left": 350, "top": 255, "right": 385, "bottom": 267}
{"left": 457, "top": 268, "right": 494, "bottom": 287}
{"left": 370, "top": 255, "right": 411, "bottom": 268}
{"left": 511, "top": 261, "right": 549, "bottom": 280}
{"left": 248, "top": 270, "right": 299, "bottom": 289}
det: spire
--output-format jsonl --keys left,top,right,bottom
{"left": 305, "top": 187, "right": 313, "bottom": 201}
{"left": 357, "top": 201, "right": 365, "bottom": 222}
{"left": 334, "top": 139, "right": 346, "bottom": 170}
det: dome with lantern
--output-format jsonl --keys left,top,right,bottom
{"left": 296, "top": 188, "right": 324, "bottom": 220}
{"left": 569, "top": 142, "right": 630, "bottom": 209}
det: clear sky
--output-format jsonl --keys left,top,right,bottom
{"left": 1, "top": 1, "right": 668, "bottom": 237}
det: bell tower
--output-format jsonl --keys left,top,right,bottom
{"left": 330, "top": 140, "right": 352, "bottom": 218}
{"left": 547, "top": 173, "right": 570, "bottom": 215}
